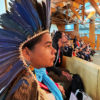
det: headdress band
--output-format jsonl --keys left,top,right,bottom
{"left": 19, "top": 30, "right": 49, "bottom": 66}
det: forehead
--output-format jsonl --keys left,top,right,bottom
{"left": 40, "top": 33, "right": 52, "bottom": 44}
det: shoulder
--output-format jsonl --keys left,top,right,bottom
{"left": 6, "top": 69, "right": 38, "bottom": 100}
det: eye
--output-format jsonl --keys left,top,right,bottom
{"left": 47, "top": 45, "right": 51, "bottom": 47}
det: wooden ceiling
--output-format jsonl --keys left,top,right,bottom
{"left": 51, "top": 0, "right": 100, "bottom": 25}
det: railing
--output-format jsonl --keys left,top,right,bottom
{"left": 62, "top": 56, "right": 100, "bottom": 100}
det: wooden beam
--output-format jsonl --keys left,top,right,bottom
{"left": 82, "top": 0, "right": 85, "bottom": 21}
{"left": 85, "top": 0, "right": 88, "bottom": 3}
{"left": 71, "top": 7, "right": 82, "bottom": 21}
{"left": 5, "top": 0, "right": 8, "bottom": 11}
{"left": 89, "top": 19, "right": 95, "bottom": 49}
{"left": 84, "top": 12, "right": 88, "bottom": 16}
{"left": 51, "top": 8, "right": 56, "bottom": 13}
{"left": 85, "top": 11, "right": 95, "bottom": 21}
{"left": 89, "top": 0, "right": 100, "bottom": 15}
{"left": 51, "top": 3, "right": 57, "bottom": 8}
{"left": 96, "top": 34, "right": 100, "bottom": 50}
{"left": 51, "top": 0, "right": 68, "bottom": 3}
{"left": 72, "top": 2, "right": 80, "bottom": 9}
{"left": 69, "top": 14, "right": 76, "bottom": 22}
{"left": 95, "top": 0, "right": 99, "bottom": 3}
{"left": 74, "top": 0, "right": 83, "bottom": 5}
{"left": 56, "top": 2, "right": 64, "bottom": 7}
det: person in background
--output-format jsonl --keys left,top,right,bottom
{"left": 73, "top": 36, "right": 77, "bottom": 48}
{"left": 77, "top": 48, "right": 85, "bottom": 59}
{"left": 47, "top": 31, "right": 72, "bottom": 100}
{"left": 76, "top": 39, "right": 80, "bottom": 47}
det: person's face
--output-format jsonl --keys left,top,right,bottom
{"left": 61, "top": 32, "right": 68, "bottom": 43}
{"left": 58, "top": 32, "right": 68, "bottom": 48}
{"left": 23, "top": 33, "right": 56, "bottom": 68}
{"left": 75, "top": 49, "right": 79, "bottom": 53}
{"left": 79, "top": 48, "right": 82, "bottom": 51}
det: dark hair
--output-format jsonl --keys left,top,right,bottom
{"left": 22, "top": 34, "right": 43, "bottom": 50}
{"left": 52, "top": 31, "right": 62, "bottom": 50}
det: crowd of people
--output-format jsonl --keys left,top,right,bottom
{"left": 57, "top": 33, "right": 96, "bottom": 62}
{"left": 72, "top": 36, "right": 95, "bottom": 61}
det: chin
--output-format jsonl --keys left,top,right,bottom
{"left": 49, "top": 63, "right": 54, "bottom": 67}
{"left": 47, "top": 65, "right": 53, "bottom": 67}
{"left": 45, "top": 63, "right": 53, "bottom": 67}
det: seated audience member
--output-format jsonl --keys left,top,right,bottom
{"left": 84, "top": 49, "right": 92, "bottom": 61}
{"left": 77, "top": 48, "right": 85, "bottom": 59}
{"left": 66, "top": 34, "right": 71, "bottom": 40}
{"left": 72, "top": 50, "right": 76, "bottom": 57}
{"left": 79, "top": 39, "right": 84, "bottom": 47}
{"left": 73, "top": 36, "right": 77, "bottom": 48}
{"left": 47, "top": 31, "right": 72, "bottom": 100}
{"left": 76, "top": 39, "right": 80, "bottom": 47}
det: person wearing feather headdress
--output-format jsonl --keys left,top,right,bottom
{"left": 0, "top": 0, "right": 63, "bottom": 100}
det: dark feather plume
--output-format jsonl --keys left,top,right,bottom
{"left": 0, "top": 0, "right": 51, "bottom": 93}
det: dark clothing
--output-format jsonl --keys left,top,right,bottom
{"left": 46, "top": 67, "right": 62, "bottom": 76}
{"left": 90, "top": 50, "right": 96, "bottom": 56}
{"left": 54, "top": 47, "right": 63, "bottom": 67}
{"left": 77, "top": 51, "right": 85, "bottom": 59}
{"left": 73, "top": 37, "right": 77, "bottom": 44}
{"left": 82, "top": 47, "right": 87, "bottom": 51}
{"left": 73, "top": 37, "right": 77, "bottom": 48}
{"left": 63, "top": 46, "right": 73, "bottom": 57}
{"left": 84, "top": 54, "right": 91, "bottom": 61}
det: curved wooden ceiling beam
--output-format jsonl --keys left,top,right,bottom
{"left": 89, "top": 0, "right": 100, "bottom": 15}
{"left": 71, "top": 7, "right": 82, "bottom": 21}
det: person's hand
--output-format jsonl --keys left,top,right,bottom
{"left": 58, "top": 84, "right": 65, "bottom": 96}
{"left": 62, "top": 71, "right": 72, "bottom": 81}
{"left": 82, "top": 55, "right": 84, "bottom": 59}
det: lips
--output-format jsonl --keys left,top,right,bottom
{"left": 52, "top": 56, "right": 56, "bottom": 61}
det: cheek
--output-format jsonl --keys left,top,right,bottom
{"left": 30, "top": 47, "right": 54, "bottom": 67}
{"left": 38, "top": 48, "right": 53, "bottom": 65}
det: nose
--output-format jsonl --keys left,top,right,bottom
{"left": 51, "top": 46, "right": 57, "bottom": 55}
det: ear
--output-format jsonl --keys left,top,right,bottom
{"left": 22, "top": 47, "right": 31, "bottom": 62}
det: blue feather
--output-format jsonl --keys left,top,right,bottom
{"left": 21, "top": 0, "right": 42, "bottom": 28}
{"left": 0, "top": 51, "right": 19, "bottom": 59}
{"left": 0, "top": 39, "right": 21, "bottom": 44}
{"left": 0, "top": 29, "right": 26, "bottom": 40}
{"left": 0, "top": 60, "right": 25, "bottom": 92}
{"left": 0, "top": 47, "right": 18, "bottom": 52}
{"left": 46, "top": 0, "right": 51, "bottom": 28}
{"left": 14, "top": 2, "right": 37, "bottom": 32}
{"left": 0, "top": 58, "right": 19, "bottom": 73}
{"left": 0, "top": 42, "right": 19, "bottom": 47}
{"left": 0, "top": 53, "right": 19, "bottom": 64}
{"left": 0, "top": 57, "right": 19, "bottom": 75}
{"left": 0, "top": 36, "right": 22, "bottom": 42}
{"left": 9, "top": 7, "right": 34, "bottom": 35}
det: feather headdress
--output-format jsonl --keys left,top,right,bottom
{"left": 0, "top": 0, "right": 51, "bottom": 93}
